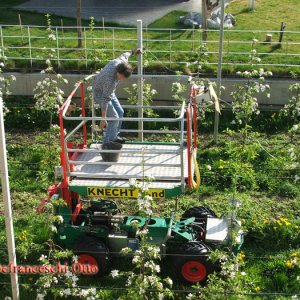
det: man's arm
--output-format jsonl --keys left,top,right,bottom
{"left": 117, "top": 48, "right": 142, "bottom": 62}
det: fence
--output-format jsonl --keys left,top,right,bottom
{"left": 0, "top": 24, "right": 300, "bottom": 74}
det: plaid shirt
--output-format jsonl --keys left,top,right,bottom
{"left": 92, "top": 51, "right": 132, "bottom": 112}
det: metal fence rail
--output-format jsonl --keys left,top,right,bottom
{"left": 1, "top": 24, "right": 300, "bottom": 73}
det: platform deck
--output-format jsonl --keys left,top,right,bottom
{"left": 69, "top": 143, "right": 189, "bottom": 183}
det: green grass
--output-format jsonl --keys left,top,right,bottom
{"left": 1, "top": 0, "right": 300, "bottom": 75}
{"left": 148, "top": 10, "right": 188, "bottom": 29}
{"left": 227, "top": 0, "right": 300, "bottom": 31}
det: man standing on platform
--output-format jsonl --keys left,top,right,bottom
{"left": 93, "top": 48, "right": 141, "bottom": 146}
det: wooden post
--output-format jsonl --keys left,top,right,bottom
{"left": 278, "top": 22, "right": 286, "bottom": 47}
{"left": 18, "top": 14, "right": 24, "bottom": 45}
{"left": 202, "top": 0, "right": 207, "bottom": 41}
{"left": 61, "top": 19, "right": 65, "bottom": 47}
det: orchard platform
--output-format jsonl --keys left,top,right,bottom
{"left": 58, "top": 77, "right": 199, "bottom": 200}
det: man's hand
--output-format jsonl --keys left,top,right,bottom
{"left": 132, "top": 48, "right": 142, "bottom": 55}
{"left": 100, "top": 120, "right": 108, "bottom": 130}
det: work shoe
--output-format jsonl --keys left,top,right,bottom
{"left": 113, "top": 136, "right": 127, "bottom": 144}
{"left": 101, "top": 141, "right": 122, "bottom": 162}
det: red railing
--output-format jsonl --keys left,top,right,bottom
{"left": 59, "top": 81, "right": 87, "bottom": 183}
{"left": 186, "top": 104, "right": 192, "bottom": 189}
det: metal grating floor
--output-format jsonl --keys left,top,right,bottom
{"left": 70, "top": 143, "right": 189, "bottom": 180}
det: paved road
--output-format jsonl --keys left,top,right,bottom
{"left": 16, "top": 0, "right": 202, "bottom": 26}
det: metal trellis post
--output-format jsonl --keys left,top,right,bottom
{"left": 214, "top": 0, "right": 225, "bottom": 143}
{"left": 0, "top": 100, "right": 20, "bottom": 300}
{"left": 137, "top": 20, "right": 143, "bottom": 141}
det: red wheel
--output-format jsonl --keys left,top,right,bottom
{"left": 73, "top": 237, "right": 110, "bottom": 276}
{"left": 169, "top": 241, "right": 213, "bottom": 283}
{"left": 181, "top": 260, "right": 207, "bottom": 282}
{"left": 78, "top": 254, "right": 98, "bottom": 268}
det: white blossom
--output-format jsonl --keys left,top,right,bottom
{"left": 64, "top": 288, "right": 71, "bottom": 296}
{"left": 165, "top": 277, "right": 173, "bottom": 286}
{"left": 186, "top": 293, "right": 194, "bottom": 300}
{"left": 129, "top": 178, "right": 137, "bottom": 186}
{"left": 52, "top": 276, "right": 58, "bottom": 284}
{"left": 132, "top": 256, "right": 139, "bottom": 264}
{"left": 111, "top": 269, "right": 119, "bottom": 278}
{"left": 39, "top": 254, "right": 47, "bottom": 262}
{"left": 57, "top": 215, "right": 64, "bottom": 224}
{"left": 292, "top": 124, "right": 299, "bottom": 131}
{"left": 48, "top": 33, "right": 56, "bottom": 41}
{"left": 72, "top": 255, "right": 78, "bottom": 263}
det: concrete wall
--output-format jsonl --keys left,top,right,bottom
{"left": 4, "top": 73, "right": 296, "bottom": 107}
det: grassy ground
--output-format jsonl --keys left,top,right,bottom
{"left": 0, "top": 121, "right": 299, "bottom": 298}
{"left": 1, "top": 0, "right": 300, "bottom": 76}
{"left": 227, "top": 0, "right": 300, "bottom": 31}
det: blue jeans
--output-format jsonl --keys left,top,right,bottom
{"left": 102, "top": 96, "right": 124, "bottom": 144}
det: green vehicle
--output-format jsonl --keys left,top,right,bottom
{"left": 39, "top": 78, "right": 243, "bottom": 283}
{"left": 51, "top": 199, "right": 242, "bottom": 283}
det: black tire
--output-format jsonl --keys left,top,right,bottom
{"left": 182, "top": 206, "right": 218, "bottom": 222}
{"left": 72, "top": 236, "right": 110, "bottom": 276}
{"left": 170, "top": 241, "right": 213, "bottom": 283}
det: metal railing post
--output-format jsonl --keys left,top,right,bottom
{"left": 80, "top": 82, "right": 87, "bottom": 145}
{"left": 285, "top": 40, "right": 288, "bottom": 66}
{"left": 137, "top": 20, "right": 143, "bottom": 141}
{"left": 169, "top": 30, "right": 172, "bottom": 70}
{"left": 0, "top": 26, "right": 4, "bottom": 52}
{"left": 55, "top": 27, "right": 60, "bottom": 68}
{"left": 112, "top": 28, "right": 115, "bottom": 59}
{"left": 102, "top": 17, "right": 105, "bottom": 47}
{"left": 84, "top": 27, "right": 87, "bottom": 68}
{"left": 27, "top": 26, "right": 32, "bottom": 69}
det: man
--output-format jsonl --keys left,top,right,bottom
{"left": 93, "top": 48, "right": 140, "bottom": 145}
